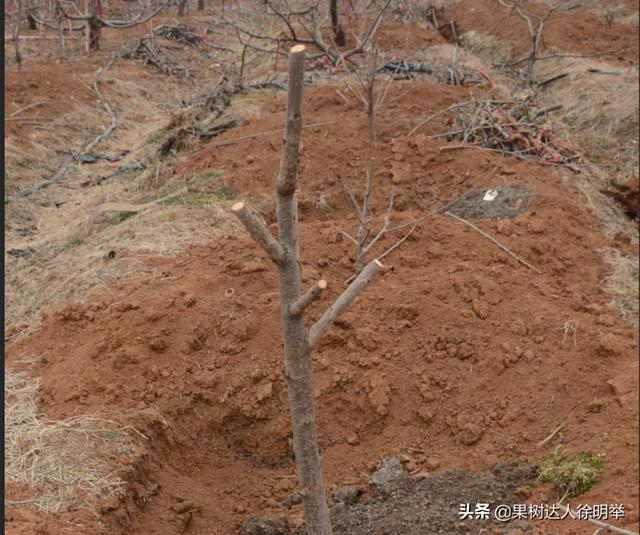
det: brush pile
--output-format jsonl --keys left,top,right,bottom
{"left": 154, "top": 23, "right": 203, "bottom": 47}
{"left": 413, "top": 98, "right": 581, "bottom": 167}
{"left": 123, "top": 38, "right": 192, "bottom": 77}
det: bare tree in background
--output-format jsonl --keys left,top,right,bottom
{"left": 233, "top": 44, "right": 394, "bottom": 535}
{"left": 342, "top": 47, "right": 395, "bottom": 142}
{"left": 12, "top": 0, "right": 24, "bottom": 69}
{"left": 227, "top": 0, "right": 392, "bottom": 68}
{"left": 497, "top": 0, "right": 573, "bottom": 86}
{"left": 54, "top": 0, "right": 167, "bottom": 51}
{"left": 330, "top": 0, "right": 346, "bottom": 46}
{"left": 339, "top": 159, "right": 417, "bottom": 277}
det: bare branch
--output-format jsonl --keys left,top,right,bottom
{"left": 290, "top": 280, "right": 327, "bottom": 316}
{"left": 82, "top": 57, "right": 118, "bottom": 153}
{"left": 276, "top": 44, "right": 306, "bottom": 195}
{"left": 99, "top": 2, "right": 167, "bottom": 28}
{"left": 232, "top": 202, "right": 285, "bottom": 264}
{"left": 307, "top": 259, "right": 382, "bottom": 348}
{"left": 343, "top": 0, "right": 392, "bottom": 59}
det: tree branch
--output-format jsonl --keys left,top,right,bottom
{"left": 232, "top": 201, "right": 285, "bottom": 264}
{"left": 290, "top": 279, "right": 327, "bottom": 316}
{"left": 99, "top": 2, "right": 167, "bottom": 28}
{"left": 307, "top": 259, "right": 382, "bottom": 348}
{"left": 276, "top": 44, "right": 306, "bottom": 195}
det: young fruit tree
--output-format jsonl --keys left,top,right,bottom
{"left": 232, "top": 44, "right": 385, "bottom": 535}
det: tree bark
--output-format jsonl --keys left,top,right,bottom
{"left": 366, "top": 49, "right": 378, "bottom": 142}
{"left": 13, "top": 0, "right": 24, "bottom": 69}
{"left": 275, "top": 45, "right": 332, "bottom": 535}
{"left": 87, "top": 0, "right": 100, "bottom": 50}
{"left": 330, "top": 0, "right": 346, "bottom": 47}
{"left": 197, "top": 0, "right": 204, "bottom": 10}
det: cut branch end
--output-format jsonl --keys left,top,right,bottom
{"left": 290, "top": 279, "right": 327, "bottom": 317}
{"left": 232, "top": 202, "right": 285, "bottom": 264}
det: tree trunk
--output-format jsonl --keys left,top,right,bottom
{"left": 13, "top": 0, "right": 23, "bottom": 69}
{"left": 233, "top": 44, "right": 382, "bottom": 535}
{"left": 178, "top": 0, "right": 188, "bottom": 16}
{"left": 27, "top": 5, "right": 37, "bottom": 30}
{"left": 330, "top": 0, "right": 346, "bottom": 47}
{"left": 275, "top": 45, "right": 332, "bottom": 535}
{"left": 197, "top": 0, "right": 204, "bottom": 10}
{"left": 525, "top": 28, "right": 540, "bottom": 86}
{"left": 87, "top": 0, "right": 100, "bottom": 50}
{"left": 366, "top": 49, "right": 378, "bottom": 142}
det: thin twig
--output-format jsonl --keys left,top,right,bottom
{"left": 9, "top": 101, "right": 46, "bottom": 117}
{"left": 555, "top": 505, "right": 638, "bottom": 535}
{"left": 83, "top": 56, "right": 118, "bottom": 153}
{"left": 210, "top": 121, "right": 335, "bottom": 147}
{"left": 536, "top": 423, "right": 564, "bottom": 448}
{"left": 445, "top": 211, "right": 541, "bottom": 272}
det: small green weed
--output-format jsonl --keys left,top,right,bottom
{"left": 68, "top": 231, "right": 84, "bottom": 248}
{"left": 537, "top": 448, "right": 604, "bottom": 499}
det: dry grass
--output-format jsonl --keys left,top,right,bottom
{"left": 533, "top": 57, "right": 638, "bottom": 160}
{"left": 5, "top": 190, "right": 239, "bottom": 339}
{"left": 601, "top": 246, "right": 639, "bottom": 325}
{"left": 5, "top": 368, "right": 143, "bottom": 514}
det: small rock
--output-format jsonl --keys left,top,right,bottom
{"left": 370, "top": 458, "right": 408, "bottom": 495}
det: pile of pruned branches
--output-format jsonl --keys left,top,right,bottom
{"left": 154, "top": 23, "right": 203, "bottom": 47}
{"left": 411, "top": 98, "right": 581, "bottom": 167}
{"left": 378, "top": 58, "right": 493, "bottom": 88}
{"left": 123, "top": 37, "right": 191, "bottom": 77}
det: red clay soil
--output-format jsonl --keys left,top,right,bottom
{"left": 6, "top": 80, "right": 639, "bottom": 534}
{"left": 449, "top": 0, "right": 639, "bottom": 63}
{"left": 4, "top": 60, "right": 101, "bottom": 141}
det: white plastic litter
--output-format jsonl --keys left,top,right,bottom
{"left": 483, "top": 189, "right": 499, "bottom": 201}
